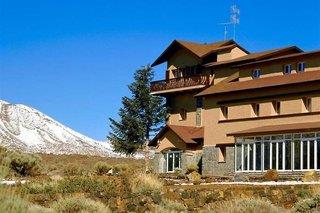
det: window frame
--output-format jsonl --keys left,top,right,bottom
{"left": 297, "top": 62, "right": 306, "bottom": 73}
{"left": 166, "top": 151, "right": 182, "bottom": 173}
{"left": 252, "top": 69, "right": 261, "bottom": 79}
{"left": 283, "top": 64, "right": 292, "bottom": 75}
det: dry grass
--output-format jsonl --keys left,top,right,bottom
{"left": 40, "top": 153, "right": 144, "bottom": 176}
{"left": 203, "top": 199, "right": 288, "bottom": 213}
{"left": 131, "top": 173, "right": 163, "bottom": 195}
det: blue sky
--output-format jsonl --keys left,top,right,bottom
{"left": 1, "top": 0, "right": 319, "bottom": 141}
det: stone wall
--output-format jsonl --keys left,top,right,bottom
{"left": 202, "top": 145, "right": 235, "bottom": 176}
{"left": 181, "top": 151, "right": 203, "bottom": 173}
{"left": 153, "top": 153, "right": 166, "bottom": 173}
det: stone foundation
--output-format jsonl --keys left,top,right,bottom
{"left": 202, "top": 145, "right": 235, "bottom": 176}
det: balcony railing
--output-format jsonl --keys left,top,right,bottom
{"left": 150, "top": 75, "right": 210, "bottom": 93}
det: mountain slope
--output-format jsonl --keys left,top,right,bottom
{"left": 0, "top": 100, "right": 117, "bottom": 156}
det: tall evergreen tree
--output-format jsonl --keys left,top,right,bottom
{"left": 108, "top": 66, "right": 166, "bottom": 155}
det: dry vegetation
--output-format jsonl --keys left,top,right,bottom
{"left": 1, "top": 146, "right": 320, "bottom": 212}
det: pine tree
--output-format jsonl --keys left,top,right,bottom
{"left": 108, "top": 66, "right": 166, "bottom": 155}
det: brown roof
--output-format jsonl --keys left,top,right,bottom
{"left": 227, "top": 122, "right": 320, "bottom": 137}
{"left": 233, "top": 49, "right": 320, "bottom": 68}
{"left": 196, "top": 70, "right": 320, "bottom": 97}
{"left": 151, "top": 40, "right": 249, "bottom": 67}
{"left": 149, "top": 125, "right": 204, "bottom": 146}
{"left": 204, "top": 46, "right": 303, "bottom": 68}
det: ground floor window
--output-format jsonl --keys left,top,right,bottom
{"left": 235, "top": 132, "right": 320, "bottom": 172}
{"left": 166, "top": 151, "right": 181, "bottom": 172}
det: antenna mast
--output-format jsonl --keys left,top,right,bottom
{"left": 219, "top": 5, "right": 240, "bottom": 40}
{"left": 230, "top": 5, "right": 240, "bottom": 40}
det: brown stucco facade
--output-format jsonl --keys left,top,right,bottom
{"left": 149, "top": 39, "right": 320, "bottom": 176}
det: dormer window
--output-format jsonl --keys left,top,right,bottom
{"left": 283, "top": 64, "right": 292, "bottom": 75}
{"left": 252, "top": 69, "right": 261, "bottom": 79}
{"left": 297, "top": 62, "right": 306, "bottom": 73}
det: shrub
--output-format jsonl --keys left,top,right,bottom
{"left": 297, "top": 189, "right": 312, "bottom": 199}
{"left": 131, "top": 173, "right": 163, "bottom": 196}
{"left": 156, "top": 199, "right": 187, "bottom": 213}
{"left": 187, "top": 171, "right": 201, "bottom": 185}
{"left": 263, "top": 169, "right": 279, "bottom": 181}
{"left": 113, "top": 164, "right": 129, "bottom": 174}
{"left": 0, "top": 188, "right": 29, "bottom": 213}
{"left": 205, "top": 198, "right": 285, "bottom": 213}
{"left": 294, "top": 194, "right": 320, "bottom": 212}
{"left": 174, "top": 168, "right": 185, "bottom": 179}
{"left": 186, "top": 163, "right": 198, "bottom": 174}
{"left": 302, "top": 171, "right": 319, "bottom": 182}
{"left": 51, "top": 197, "right": 110, "bottom": 213}
{"left": 94, "top": 161, "right": 112, "bottom": 175}
{"left": 57, "top": 176, "right": 118, "bottom": 199}
{"left": 0, "top": 165, "right": 9, "bottom": 178}
{"left": 22, "top": 181, "right": 57, "bottom": 196}
{"left": 4, "top": 151, "right": 42, "bottom": 176}
{"left": 63, "top": 163, "right": 84, "bottom": 176}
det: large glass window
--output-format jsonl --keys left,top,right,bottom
{"left": 256, "top": 142, "right": 262, "bottom": 170}
{"left": 264, "top": 143, "right": 270, "bottom": 170}
{"left": 310, "top": 141, "right": 315, "bottom": 169}
{"left": 235, "top": 132, "right": 320, "bottom": 173}
{"left": 285, "top": 140, "right": 292, "bottom": 170}
{"left": 294, "top": 140, "right": 301, "bottom": 170}
{"left": 278, "top": 142, "right": 283, "bottom": 170}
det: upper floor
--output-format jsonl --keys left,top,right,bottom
{"left": 150, "top": 40, "right": 248, "bottom": 95}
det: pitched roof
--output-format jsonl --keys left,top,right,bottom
{"left": 196, "top": 70, "right": 320, "bottom": 97}
{"left": 227, "top": 122, "right": 320, "bottom": 137}
{"left": 151, "top": 39, "right": 249, "bottom": 67}
{"left": 204, "top": 46, "right": 303, "bottom": 68}
{"left": 148, "top": 125, "right": 204, "bottom": 146}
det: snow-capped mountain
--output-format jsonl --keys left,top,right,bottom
{"left": 0, "top": 100, "right": 117, "bottom": 156}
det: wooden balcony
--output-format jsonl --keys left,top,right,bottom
{"left": 150, "top": 75, "right": 210, "bottom": 94}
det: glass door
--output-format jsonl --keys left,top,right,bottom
{"left": 167, "top": 153, "right": 174, "bottom": 172}
{"left": 166, "top": 151, "right": 181, "bottom": 172}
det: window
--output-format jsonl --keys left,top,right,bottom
{"left": 221, "top": 106, "right": 228, "bottom": 120}
{"left": 235, "top": 133, "right": 320, "bottom": 173}
{"left": 179, "top": 108, "right": 187, "bottom": 121}
{"left": 252, "top": 103, "right": 260, "bottom": 117}
{"left": 283, "top": 64, "right": 292, "bottom": 75}
{"left": 303, "top": 97, "right": 312, "bottom": 112}
{"left": 252, "top": 69, "right": 261, "bottom": 79}
{"left": 272, "top": 101, "right": 281, "bottom": 115}
{"left": 218, "top": 146, "right": 226, "bottom": 162}
{"left": 297, "top": 62, "right": 306, "bottom": 73}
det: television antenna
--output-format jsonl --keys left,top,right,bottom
{"left": 219, "top": 5, "right": 240, "bottom": 40}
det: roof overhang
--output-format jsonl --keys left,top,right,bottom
{"left": 227, "top": 122, "right": 320, "bottom": 137}
{"left": 148, "top": 125, "right": 204, "bottom": 146}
